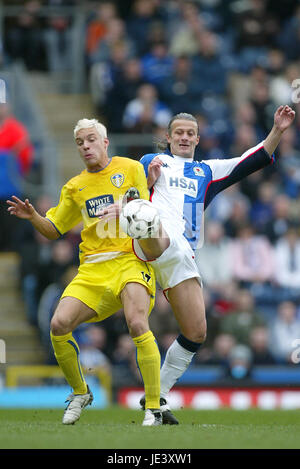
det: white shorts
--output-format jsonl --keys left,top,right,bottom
{"left": 132, "top": 234, "right": 202, "bottom": 295}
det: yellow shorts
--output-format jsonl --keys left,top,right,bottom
{"left": 61, "top": 253, "right": 156, "bottom": 322}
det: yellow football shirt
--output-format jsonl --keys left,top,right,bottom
{"left": 46, "top": 156, "right": 149, "bottom": 263}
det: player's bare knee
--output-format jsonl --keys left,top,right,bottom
{"left": 126, "top": 315, "right": 148, "bottom": 338}
{"left": 50, "top": 315, "right": 72, "bottom": 336}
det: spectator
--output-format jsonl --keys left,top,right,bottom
{"left": 269, "top": 301, "right": 300, "bottom": 363}
{"left": 158, "top": 55, "right": 201, "bottom": 115}
{"left": 231, "top": 122, "right": 259, "bottom": 157}
{"left": 78, "top": 325, "right": 111, "bottom": 373}
{"left": 43, "top": 0, "right": 75, "bottom": 73}
{"left": 222, "top": 195, "right": 251, "bottom": 238}
{"left": 195, "top": 220, "right": 233, "bottom": 297}
{"left": 269, "top": 62, "right": 300, "bottom": 107}
{"left": 103, "top": 58, "right": 144, "bottom": 131}
{"left": 111, "top": 334, "right": 142, "bottom": 386}
{"left": 122, "top": 82, "right": 171, "bottom": 132}
{"left": 233, "top": 101, "right": 259, "bottom": 132}
{"left": 4, "top": 0, "right": 46, "bottom": 71}
{"left": 230, "top": 223, "right": 275, "bottom": 287}
{"left": 211, "top": 280, "right": 240, "bottom": 319}
{"left": 263, "top": 193, "right": 293, "bottom": 243}
{"left": 249, "top": 181, "right": 277, "bottom": 231}
{"left": 38, "top": 237, "right": 77, "bottom": 289}
{"left": 85, "top": 1, "right": 118, "bottom": 62}
{"left": 278, "top": 5, "right": 300, "bottom": 61}
{"left": 90, "top": 38, "right": 133, "bottom": 117}
{"left": 192, "top": 30, "right": 228, "bottom": 96}
{"left": 126, "top": 0, "right": 162, "bottom": 56}
{"left": 88, "top": 17, "right": 134, "bottom": 67}
{"left": 0, "top": 103, "right": 34, "bottom": 177}
{"left": 101, "top": 309, "right": 132, "bottom": 360}
{"left": 232, "top": 99, "right": 267, "bottom": 144}
{"left": 234, "top": 0, "right": 279, "bottom": 72}
{"left": 196, "top": 125, "right": 224, "bottom": 160}
{"left": 250, "top": 78, "right": 276, "bottom": 136}
{"left": 219, "top": 289, "right": 266, "bottom": 345}
{"left": 235, "top": 0, "right": 278, "bottom": 49}
{"left": 0, "top": 103, "right": 34, "bottom": 251}
{"left": 196, "top": 332, "right": 236, "bottom": 366}
{"left": 226, "top": 344, "right": 253, "bottom": 380}
{"left": 228, "top": 63, "right": 269, "bottom": 110}
{"left": 266, "top": 48, "right": 286, "bottom": 77}
{"left": 140, "top": 41, "right": 174, "bottom": 86}
{"left": 249, "top": 326, "right": 276, "bottom": 365}
{"left": 209, "top": 183, "right": 250, "bottom": 225}
{"left": 274, "top": 226, "right": 300, "bottom": 290}
{"left": 169, "top": 1, "right": 205, "bottom": 57}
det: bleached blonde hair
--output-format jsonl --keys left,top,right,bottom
{"left": 73, "top": 118, "right": 107, "bottom": 139}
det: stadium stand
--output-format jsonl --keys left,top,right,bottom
{"left": 1, "top": 0, "right": 300, "bottom": 407}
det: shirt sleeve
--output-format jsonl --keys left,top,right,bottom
{"left": 45, "top": 183, "right": 82, "bottom": 235}
{"left": 139, "top": 153, "right": 158, "bottom": 177}
{"left": 203, "top": 141, "right": 275, "bottom": 209}
{"left": 134, "top": 161, "right": 151, "bottom": 200}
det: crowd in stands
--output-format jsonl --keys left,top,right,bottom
{"left": 0, "top": 102, "right": 35, "bottom": 251}
{"left": 1, "top": 0, "right": 300, "bottom": 388}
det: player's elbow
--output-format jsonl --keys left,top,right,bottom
{"left": 43, "top": 219, "right": 61, "bottom": 240}
{"left": 47, "top": 230, "right": 60, "bottom": 241}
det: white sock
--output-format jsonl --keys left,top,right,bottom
{"left": 160, "top": 339, "right": 195, "bottom": 399}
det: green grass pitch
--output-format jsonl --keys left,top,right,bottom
{"left": 1, "top": 407, "right": 300, "bottom": 450}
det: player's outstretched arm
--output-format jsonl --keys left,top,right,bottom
{"left": 264, "top": 105, "right": 295, "bottom": 156}
{"left": 7, "top": 195, "right": 59, "bottom": 240}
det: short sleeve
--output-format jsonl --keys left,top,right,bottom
{"left": 46, "top": 184, "right": 82, "bottom": 235}
{"left": 134, "top": 161, "right": 150, "bottom": 200}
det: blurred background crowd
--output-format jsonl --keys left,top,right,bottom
{"left": 1, "top": 0, "right": 300, "bottom": 390}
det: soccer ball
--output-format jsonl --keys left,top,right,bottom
{"left": 119, "top": 199, "right": 160, "bottom": 239}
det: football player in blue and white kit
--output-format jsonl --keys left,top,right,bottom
{"left": 100, "top": 105, "right": 295, "bottom": 424}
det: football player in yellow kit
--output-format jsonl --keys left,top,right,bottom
{"left": 7, "top": 118, "right": 161, "bottom": 426}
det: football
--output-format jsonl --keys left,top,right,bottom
{"left": 119, "top": 199, "right": 160, "bottom": 239}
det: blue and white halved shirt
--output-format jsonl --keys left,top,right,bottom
{"left": 140, "top": 142, "right": 274, "bottom": 250}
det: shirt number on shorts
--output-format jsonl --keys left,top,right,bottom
{"left": 141, "top": 271, "right": 151, "bottom": 283}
